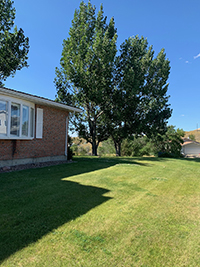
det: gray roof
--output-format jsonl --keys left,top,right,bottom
{"left": 0, "top": 87, "right": 81, "bottom": 113}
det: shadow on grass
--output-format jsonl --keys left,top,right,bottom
{"left": 180, "top": 157, "right": 200, "bottom": 163}
{"left": 0, "top": 155, "right": 190, "bottom": 262}
{"left": 0, "top": 159, "right": 117, "bottom": 263}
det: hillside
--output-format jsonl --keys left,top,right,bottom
{"left": 184, "top": 129, "right": 200, "bottom": 142}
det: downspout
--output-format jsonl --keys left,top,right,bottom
{"left": 65, "top": 115, "right": 69, "bottom": 158}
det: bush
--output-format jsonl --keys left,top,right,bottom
{"left": 121, "top": 136, "right": 155, "bottom": 157}
{"left": 98, "top": 138, "right": 116, "bottom": 155}
{"left": 155, "top": 126, "right": 185, "bottom": 158}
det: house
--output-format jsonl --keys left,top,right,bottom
{"left": 181, "top": 138, "right": 200, "bottom": 157}
{"left": 0, "top": 87, "right": 81, "bottom": 168}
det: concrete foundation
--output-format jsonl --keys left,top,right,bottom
{"left": 0, "top": 155, "right": 67, "bottom": 168}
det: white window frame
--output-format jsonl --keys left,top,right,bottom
{"left": 0, "top": 95, "right": 35, "bottom": 140}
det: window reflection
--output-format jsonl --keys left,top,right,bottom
{"left": 30, "top": 107, "right": 34, "bottom": 137}
{"left": 0, "top": 101, "right": 7, "bottom": 135}
{"left": 10, "top": 103, "right": 20, "bottom": 136}
{"left": 22, "top": 105, "right": 29, "bottom": 136}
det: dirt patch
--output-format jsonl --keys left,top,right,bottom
{"left": 0, "top": 160, "right": 74, "bottom": 173}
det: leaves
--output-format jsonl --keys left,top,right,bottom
{"left": 0, "top": 0, "right": 29, "bottom": 83}
{"left": 155, "top": 126, "right": 185, "bottom": 157}
{"left": 55, "top": 3, "right": 171, "bottom": 157}
{"left": 55, "top": 1, "right": 117, "bottom": 155}
{"left": 102, "top": 36, "right": 172, "bottom": 155}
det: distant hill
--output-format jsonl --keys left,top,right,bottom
{"left": 184, "top": 129, "right": 200, "bottom": 142}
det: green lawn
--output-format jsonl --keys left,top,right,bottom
{"left": 0, "top": 156, "right": 200, "bottom": 266}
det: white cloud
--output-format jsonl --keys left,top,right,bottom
{"left": 194, "top": 53, "right": 200, "bottom": 59}
{"left": 185, "top": 61, "right": 189, "bottom": 63}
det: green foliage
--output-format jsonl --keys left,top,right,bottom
{"left": 77, "top": 147, "right": 88, "bottom": 156}
{"left": 189, "top": 134, "right": 196, "bottom": 141}
{"left": 121, "top": 136, "right": 156, "bottom": 156}
{"left": 156, "top": 126, "right": 185, "bottom": 157}
{"left": 55, "top": 3, "right": 171, "bottom": 157}
{"left": 98, "top": 138, "right": 115, "bottom": 156}
{"left": 55, "top": 1, "right": 117, "bottom": 155}
{"left": 0, "top": 0, "right": 29, "bottom": 84}
{"left": 121, "top": 126, "right": 184, "bottom": 158}
{"left": 103, "top": 36, "right": 172, "bottom": 156}
{"left": 71, "top": 137, "right": 91, "bottom": 156}
{"left": 71, "top": 143, "right": 79, "bottom": 155}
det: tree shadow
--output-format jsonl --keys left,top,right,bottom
{"left": 179, "top": 157, "right": 200, "bottom": 163}
{"left": 74, "top": 156, "right": 153, "bottom": 166}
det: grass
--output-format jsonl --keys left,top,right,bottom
{"left": 0, "top": 156, "right": 200, "bottom": 266}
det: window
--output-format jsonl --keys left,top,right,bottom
{"left": 0, "top": 97, "right": 35, "bottom": 139}
{"left": 30, "top": 108, "right": 34, "bottom": 138}
{"left": 0, "top": 100, "right": 8, "bottom": 135}
{"left": 36, "top": 108, "right": 43, "bottom": 138}
{"left": 22, "top": 105, "right": 29, "bottom": 136}
{"left": 10, "top": 103, "right": 20, "bottom": 136}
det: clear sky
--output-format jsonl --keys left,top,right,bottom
{"left": 5, "top": 0, "right": 200, "bottom": 131}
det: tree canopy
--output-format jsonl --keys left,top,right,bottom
{"left": 0, "top": 0, "right": 29, "bottom": 84}
{"left": 55, "top": 1, "right": 172, "bottom": 156}
{"left": 55, "top": 1, "right": 117, "bottom": 155}
{"left": 155, "top": 126, "right": 185, "bottom": 157}
{"left": 103, "top": 36, "right": 172, "bottom": 155}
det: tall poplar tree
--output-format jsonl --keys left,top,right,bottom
{"left": 0, "top": 0, "right": 29, "bottom": 84}
{"left": 55, "top": 1, "right": 117, "bottom": 155}
{"left": 103, "top": 36, "right": 172, "bottom": 156}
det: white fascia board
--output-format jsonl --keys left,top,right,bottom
{"left": 0, "top": 87, "right": 82, "bottom": 113}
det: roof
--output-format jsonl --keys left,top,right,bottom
{"left": 182, "top": 140, "right": 200, "bottom": 147}
{"left": 0, "top": 87, "right": 82, "bottom": 113}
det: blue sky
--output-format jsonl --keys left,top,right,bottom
{"left": 5, "top": 0, "right": 200, "bottom": 131}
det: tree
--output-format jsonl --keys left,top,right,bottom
{"left": 189, "top": 134, "right": 196, "bottom": 141}
{"left": 55, "top": 1, "right": 117, "bottom": 155}
{"left": 155, "top": 126, "right": 185, "bottom": 157}
{"left": 0, "top": 0, "right": 29, "bottom": 85}
{"left": 98, "top": 137, "right": 115, "bottom": 156}
{"left": 103, "top": 36, "right": 172, "bottom": 156}
{"left": 121, "top": 136, "right": 155, "bottom": 157}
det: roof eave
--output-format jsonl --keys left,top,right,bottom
{"left": 0, "top": 87, "right": 81, "bottom": 113}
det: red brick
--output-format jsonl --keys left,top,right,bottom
{"left": 0, "top": 104, "right": 69, "bottom": 160}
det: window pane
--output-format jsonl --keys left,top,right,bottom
{"left": 10, "top": 103, "right": 20, "bottom": 136}
{"left": 22, "top": 105, "right": 29, "bottom": 136}
{"left": 0, "top": 100, "right": 7, "bottom": 135}
{"left": 36, "top": 108, "right": 43, "bottom": 138}
{"left": 30, "top": 108, "right": 34, "bottom": 137}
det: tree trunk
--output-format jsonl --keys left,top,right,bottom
{"left": 91, "top": 118, "right": 98, "bottom": 156}
{"left": 92, "top": 142, "right": 98, "bottom": 156}
{"left": 114, "top": 141, "right": 121, "bottom": 156}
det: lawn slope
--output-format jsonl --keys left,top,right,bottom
{"left": 0, "top": 156, "right": 200, "bottom": 266}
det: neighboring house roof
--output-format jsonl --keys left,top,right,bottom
{"left": 182, "top": 140, "right": 200, "bottom": 147}
{"left": 0, "top": 87, "right": 81, "bottom": 113}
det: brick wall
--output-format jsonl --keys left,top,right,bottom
{"left": 0, "top": 104, "right": 69, "bottom": 160}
